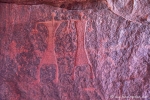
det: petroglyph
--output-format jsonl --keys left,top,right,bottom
{"left": 32, "top": 12, "right": 96, "bottom": 83}
{"left": 9, "top": 41, "right": 17, "bottom": 59}
{"left": 73, "top": 12, "right": 95, "bottom": 80}
{"left": 34, "top": 12, "right": 61, "bottom": 83}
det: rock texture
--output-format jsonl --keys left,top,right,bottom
{"left": 0, "top": 0, "right": 150, "bottom": 100}
{"left": 107, "top": 0, "right": 150, "bottom": 24}
{"left": 1, "top": 0, "right": 150, "bottom": 24}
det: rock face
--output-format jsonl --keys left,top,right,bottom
{"left": 1, "top": 0, "right": 150, "bottom": 23}
{"left": 0, "top": 1, "right": 150, "bottom": 100}
{"left": 106, "top": 0, "right": 150, "bottom": 24}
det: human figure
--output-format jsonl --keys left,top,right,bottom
{"left": 35, "top": 12, "right": 61, "bottom": 83}
{"left": 73, "top": 12, "right": 95, "bottom": 80}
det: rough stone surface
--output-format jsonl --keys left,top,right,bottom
{"left": 0, "top": 1, "right": 150, "bottom": 100}
{"left": 106, "top": 0, "right": 150, "bottom": 24}
{"left": 1, "top": 0, "right": 150, "bottom": 23}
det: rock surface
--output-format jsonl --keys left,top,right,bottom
{"left": 106, "top": 0, "right": 150, "bottom": 24}
{"left": 0, "top": 1, "right": 150, "bottom": 100}
{"left": 1, "top": 0, "right": 150, "bottom": 24}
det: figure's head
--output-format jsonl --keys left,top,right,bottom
{"left": 51, "top": 12, "right": 56, "bottom": 19}
{"left": 79, "top": 12, "right": 84, "bottom": 20}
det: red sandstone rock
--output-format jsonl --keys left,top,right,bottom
{"left": 106, "top": 0, "right": 150, "bottom": 24}
{"left": 1, "top": 0, "right": 150, "bottom": 24}
{"left": 0, "top": 1, "right": 150, "bottom": 100}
